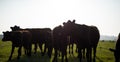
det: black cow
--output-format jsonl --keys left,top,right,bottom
{"left": 2, "top": 31, "right": 32, "bottom": 61}
{"left": 82, "top": 26, "right": 100, "bottom": 62}
{"left": 63, "top": 20, "right": 100, "bottom": 62}
{"left": 89, "top": 26, "right": 100, "bottom": 62}
{"left": 63, "top": 20, "right": 91, "bottom": 62}
{"left": 10, "top": 25, "right": 52, "bottom": 57}
{"left": 109, "top": 33, "right": 120, "bottom": 62}
{"left": 52, "top": 25, "right": 68, "bottom": 62}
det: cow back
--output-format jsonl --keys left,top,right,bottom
{"left": 89, "top": 26, "right": 100, "bottom": 46}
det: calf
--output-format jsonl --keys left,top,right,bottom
{"left": 2, "top": 31, "right": 32, "bottom": 61}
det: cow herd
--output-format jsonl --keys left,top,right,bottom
{"left": 2, "top": 20, "right": 120, "bottom": 62}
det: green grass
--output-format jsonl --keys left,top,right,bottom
{"left": 96, "top": 41, "right": 116, "bottom": 62}
{"left": 0, "top": 40, "right": 116, "bottom": 62}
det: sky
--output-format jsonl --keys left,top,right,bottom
{"left": 0, "top": 0, "right": 120, "bottom": 36}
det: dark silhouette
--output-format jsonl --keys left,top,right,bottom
{"left": 2, "top": 31, "right": 32, "bottom": 61}
{"left": 63, "top": 20, "right": 100, "bottom": 62}
{"left": 109, "top": 33, "right": 120, "bottom": 62}
{"left": 52, "top": 25, "right": 68, "bottom": 62}
{"left": 63, "top": 20, "right": 91, "bottom": 62}
{"left": 67, "top": 35, "right": 75, "bottom": 55}
{"left": 81, "top": 26, "right": 100, "bottom": 62}
{"left": 10, "top": 25, "right": 52, "bottom": 57}
{"left": 2, "top": 20, "right": 100, "bottom": 62}
{"left": 84, "top": 26, "right": 100, "bottom": 62}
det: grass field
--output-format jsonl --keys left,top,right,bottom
{"left": 0, "top": 40, "right": 116, "bottom": 62}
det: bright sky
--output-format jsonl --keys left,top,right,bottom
{"left": 0, "top": 0, "right": 120, "bottom": 36}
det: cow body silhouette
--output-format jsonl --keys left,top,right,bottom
{"left": 2, "top": 31, "right": 32, "bottom": 61}
{"left": 52, "top": 25, "right": 68, "bottom": 62}
{"left": 63, "top": 20, "right": 100, "bottom": 62}
{"left": 89, "top": 26, "right": 100, "bottom": 62}
{"left": 10, "top": 26, "right": 52, "bottom": 57}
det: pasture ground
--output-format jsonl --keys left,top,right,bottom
{"left": 0, "top": 40, "right": 116, "bottom": 62}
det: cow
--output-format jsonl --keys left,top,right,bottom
{"left": 89, "top": 26, "right": 100, "bottom": 62}
{"left": 63, "top": 20, "right": 100, "bottom": 62}
{"left": 63, "top": 20, "right": 91, "bottom": 62}
{"left": 2, "top": 30, "right": 32, "bottom": 61}
{"left": 52, "top": 25, "right": 68, "bottom": 62}
{"left": 82, "top": 26, "right": 100, "bottom": 62}
{"left": 10, "top": 25, "right": 52, "bottom": 57}
{"left": 109, "top": 33, "right": 120, "bottom": 62}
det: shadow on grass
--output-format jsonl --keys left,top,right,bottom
{"left": 7, "top": 52, "right": 50, "bottom": 62}
{"left": 67, "top": 56, "right": 79, "bottom": 62}
{"left": 96, "top": 56, "right": 104, "bottom": 62}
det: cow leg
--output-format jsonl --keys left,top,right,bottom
{"left": 28, "top": 44, "right": 32, "bottom": 56}
{"left": 24, "top": 49, "right": 27, "bottom": 55}
{"left": 8, "top": 45, "right": 15, "bottom": 61}
{"left": 61, "top": 48, "right": 66, "bottom": 62}
{"left": 65, "top": 54, "right": 68, "bottom": 62}
{"left": 89, "top": 48, "right": 92, "bottom": 62}
{"left": 34, "top": 43, "right": 37, "bottom": 54}
{"left": 47, "top": 47, "right": 52, "bottom": 58}
{"left": 65, "top": 48, "right": 68, "bottom": 62}
{"left": 86, "top": 48, "right": 89, "bottom": 62}
{"left": 52, "top": 49, "right": 58, "bottom": 62}
{"left": 69, "top": 44, "right": 70, "bottom": 54}
{"left": 86, "top": 48, "right": 92, "bottom": 62}
{"left": 62, "top": 52, "right": 64, "bottom": 62}
{"left": 43, "top": 43, "right": 47, "bottom": 56}
{"left": 78, "top": 48, "right": 82, "bottom": 62}
{"left": 38, "top": 43, "right": 43, "bottom": 55}
{"left": 24, "top": 46, "right": 28, "bottom": 56}
{"left": 82, "top": 48, "right": 85, "bottom": 59}
{"left": 47, "top": 40, "right": 52, "bottom": 58}
{"left": 17, "top": 46, "right": 22, "bottom": 59}
{"left": 71, "top": 44, "right": 73, "bottom": 54}
{"left": 76, "top": 45, "right": 78, "bottom": 53}
{"left": 93, "top": 46, "right": 97, "bottom": 62}
{"left": 61, "top": 46, "right": 68, "bottom": 62}
{"left": 58, "top": 49, "right": 61, "bottom": 57}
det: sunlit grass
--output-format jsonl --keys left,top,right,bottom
{"left": 96, "top": 41, "right": 116, "bottom": 62}
{"left": 0, "top": 40, "right": 116, "bottom": 62}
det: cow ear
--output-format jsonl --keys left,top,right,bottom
{"left": 73, "top": 19, "right": 76, "bottom": 23}
{"left": 2, "top": 32, "right": 5, "bottom": 34}
{"left": 68, "top": 20, "right": 71, "bottom": 23}
{"left": 10, "top": 27, "right": 13, "bottom": 29}
{"left": 63, "top": 22, "right": 66, "bottom": 25}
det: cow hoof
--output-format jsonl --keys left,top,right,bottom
{"left": 41, "top": 52, "right": 45, "bottom": 56}
{"left": 34, "top": 51, "right": 37, "bottom": 54}
{"left": 48, "top": 55, "right": 51, "bottom": 58}
{"left": 52, "top": 58, "right": 57, "bottom": 62}
{"left": 66, "top": 59, "right": 68, "bottom": 62}
{"left": 8, "top": 59, "right": 11, "bottom": 61}
{"left": 26, "top": 53, "right": 31, "bottom": 57}
{"left": 17, "top": 56, "right": 20, "bottom": 59}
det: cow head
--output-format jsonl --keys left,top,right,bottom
{"left": 63, "top": 20, "right": 76, "bottom": 28}
{"left": 10, "top": 25, "right": 20, "bottom": 31}
{"left": 2, "top": 31, "right": 12, "bottom": 41}
{"left": 63, "top": 20, "right": 76, "bottom": 35}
